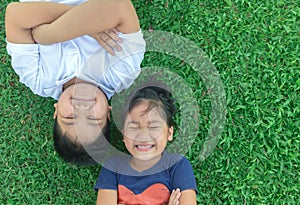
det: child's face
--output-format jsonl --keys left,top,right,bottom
{"left": 123, "top": 101, "right": 173, "bottom": 161}
{"left": 54, "top": 82, "right": 110, "bottom": 145}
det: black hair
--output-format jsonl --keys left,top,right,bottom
{"left": 123, "top": 86, "right": 177, "bottom": 128}
{"left": 53, "top": 119, "right": 110, "bottom": 166}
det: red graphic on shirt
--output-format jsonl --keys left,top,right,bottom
{"left": 118, "top": 183, "right": 170, "bottom": 205}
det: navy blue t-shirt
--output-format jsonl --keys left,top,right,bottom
{"left": 94, "top": 151, "right": 198, "bottom": 204}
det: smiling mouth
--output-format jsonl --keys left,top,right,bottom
{"left": 135, "top": 144, "right": 155, "bottom": 151}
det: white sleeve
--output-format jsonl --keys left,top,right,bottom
{"left": 6, "top": 41, "right": 44, "bottom": 96}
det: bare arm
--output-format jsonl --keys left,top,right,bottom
{"left": 179, "top": 189, "right": 197, "bottom": 205}
{"left": 32, "top": 0, "right": 140, "bottom": 44}
{"left": 96, "top": 189, "right": 118, "bottom": 205}
{"left": 5, "top": 2, "right": 73, "bottom": 44}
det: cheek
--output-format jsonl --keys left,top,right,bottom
{"left": 92, "top": 106, "right": 102, "bottom": 117}
{"left": 58, "top": 101, "right": 73, "bottom": 116}
{"left": 156, "top": 136, "right": 169, "bottom": 147}
{"left": 123, "top": 137, "right": 133, "bottom": 146}
{"left": 93, "top": 104, "right": 108, "bottom": 117}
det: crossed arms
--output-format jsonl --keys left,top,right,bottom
{"left": 5, "top": 0, "right": 139, "bottom": 53}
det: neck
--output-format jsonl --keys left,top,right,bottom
{"left": 63, "top": 77, "right": 90, "bottom": 90}
{"left": 130, "top": 154, "right": 162, "bottom": 172}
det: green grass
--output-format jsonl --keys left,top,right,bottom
{"left": 1, "top": 0, "right": 299, "bottom": 204}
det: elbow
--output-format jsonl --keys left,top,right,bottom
{"left": 5, "top": 2, "right": 23, "bottom": 42}
{"left": 5, "top": 2, "right": 21, "bottom": 26}
{"left": 6, "top": 2, "right": 20, "bottom": 16}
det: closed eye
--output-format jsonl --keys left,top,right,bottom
{"left": 149, "top": 126, "right": 160, "bottom": 129}
{"left": 87, "top": 117, "right": 102, "bottom": 121}
{"left": 128, "top": 127, "right": 139, "bottom": 130}
{"left": 64, "top": 116, "right": 76, "bottom": 119}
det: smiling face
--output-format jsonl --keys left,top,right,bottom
{"left": 54, "top": 82, "right": 110, "bottom": 145}
{"left": 123, "top": 100, "right": 173, "bottom": 162}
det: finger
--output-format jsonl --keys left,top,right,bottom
{"left": 100, "top": 32, "right": 122, "bottom": 52}
{"left": 169, "top": 189, "right": 175, "bottom": 199}
{"left": 168, "top": 190, "right": 175, "bottom": 204}
{"left": 103, "top": 31, "right": 122, "bottom": 51}
{"left": 171, "top": 189, "right": 181, "bottom": 203}
{"left": 169, "top": 190, "right": 180, "bottom": 205}
{"left": 175, "top": 188, "right": 181, "bottom": 200}
{"left": 95, "top": 35, "right": 115, "bottom": 56}
{"left": 109, "top": 28, "right": 123, "bottom": 43}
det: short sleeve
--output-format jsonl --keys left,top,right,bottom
{"left": 169, "top": 157, "right": 198, "bottom": 193}
{"left": 6, "top": 40, "right": 42, "bottom": 96}
{"left": 94, "top": 166, "right": 118, "bottom": 191}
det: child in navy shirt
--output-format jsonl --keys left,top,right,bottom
{"left": 95, "top": 86, "right": 198, "bottom": 204}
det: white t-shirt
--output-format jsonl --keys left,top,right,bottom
{"left": 6, "top": 0, "right": 146, "bottom": 100}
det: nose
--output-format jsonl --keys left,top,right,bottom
{"left": 134, "top": 129, "right": 153, "bottom": 141}
{"left": 72, "top": 99, "right": 95, "bottom": 109}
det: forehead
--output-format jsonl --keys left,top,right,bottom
{"left": 126, "top": 103, "right": 166, "bottom": 121}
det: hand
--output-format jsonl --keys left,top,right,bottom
{"left": 90, "top": 28, "right": 123, "bottom": 56}
{"left": 168, "top": 188, "right": 181, "bottom": 205}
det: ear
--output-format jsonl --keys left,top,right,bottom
{"left": 53, "top": 103, "right": 58, "bottom": 119}
{"left": 167, "top": 126, "right": 174, "bottom": 141}
{"left": 107, "top": 106, "right": 112, "bottom": 121}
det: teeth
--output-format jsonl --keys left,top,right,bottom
{"left": 137, "top": 145, "right": 152, "bottom": 149}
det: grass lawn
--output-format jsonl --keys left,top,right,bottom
{"left": 0, "top": 0, "right": 299, "bottom": 204}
